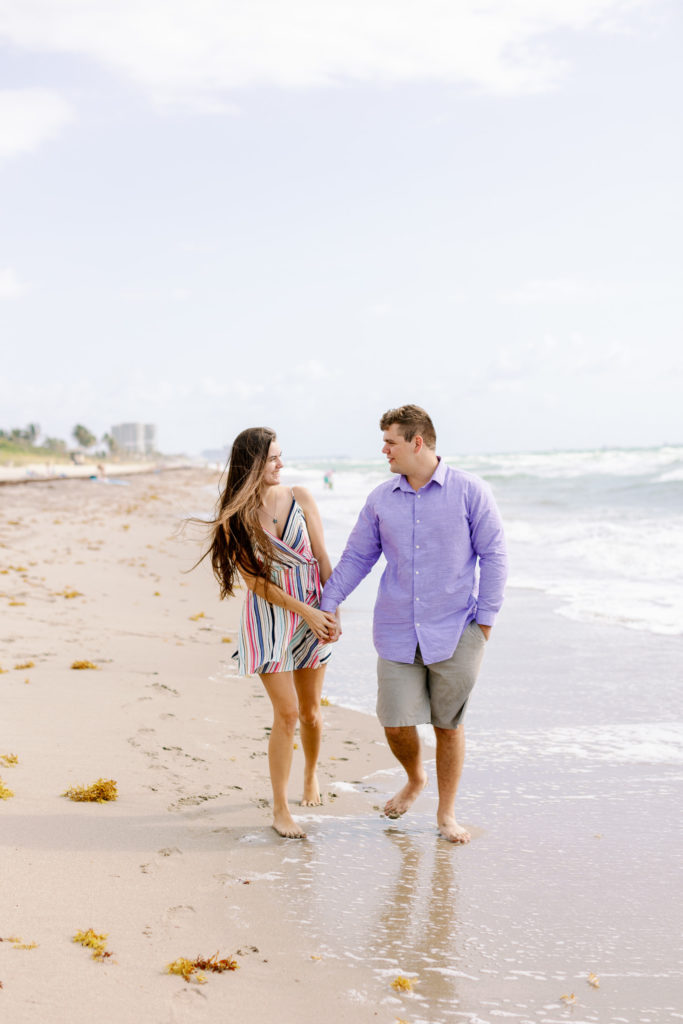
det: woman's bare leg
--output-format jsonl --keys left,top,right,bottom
{"left": 293, "top": 665, "right": 326, "bottom": 806}
{"left": 259, "top": 671, "right": 306, "bottom": 838}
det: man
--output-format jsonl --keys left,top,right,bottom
{"left": 321, "top": 405, "right": 507, "bottom": 844}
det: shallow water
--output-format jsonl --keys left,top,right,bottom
{"left": 218, "top": 591, "right": 682, "bottom": 1023}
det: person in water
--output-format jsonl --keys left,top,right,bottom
{"left": 203, "top": 427, "right": 338, "bottom": 839}
{"left": 320, "top": 405, "right": 507, "bottom": 844}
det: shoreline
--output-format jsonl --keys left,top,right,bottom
{"left": 0, "top": 460, "right": 203, "bottom": 486}
{"left": 1, "top": 471, "right": 680, "bottom": 1023}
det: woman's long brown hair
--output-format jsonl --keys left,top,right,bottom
{"left": 200, "top": 427, "right": 280, "bottom": 599}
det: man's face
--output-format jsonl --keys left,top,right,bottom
{"left": 381, "top": 423, "right": 417, "bottom": 475}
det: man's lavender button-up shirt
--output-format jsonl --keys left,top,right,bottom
{"left": 320, "top": 457, "right": 508, "bottom": 665}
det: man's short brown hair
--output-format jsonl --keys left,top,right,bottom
{"left": 379, "top": 405, "right": 437, "bottom": 449}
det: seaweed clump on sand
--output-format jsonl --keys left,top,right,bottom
{"left": 391, "top": 976, "right": 415, "bottom": 992}
{"left": 72, "top": 929, "right": 114, "bottom": 961}
{"left": 62, "top": 779, "right": 118, "bottom": 802}
{"left": 0, "top": 778, "right": 14, "bottom": 800}
{"left": 166, "top": 952, "right": 239, "bottom": 983}
{"left": 0, "top": 753, "right": 18, "bottom": 767}
{"left": 70, "top": 660, "right": 99, "bottom": 670}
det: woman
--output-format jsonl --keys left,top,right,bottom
{"left": 204, "top": 427, "right": 338, "bottom": 839}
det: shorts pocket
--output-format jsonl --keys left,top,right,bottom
{"left": 469, "top": 621, "right": 488, "bottom": 643}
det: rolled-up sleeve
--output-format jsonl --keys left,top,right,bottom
{"left": 468, "top": 480, "right": 508, "bottom": 626}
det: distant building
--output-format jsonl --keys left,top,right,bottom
{"left": 111, "top": 422, "right": 157, "bottom": 455}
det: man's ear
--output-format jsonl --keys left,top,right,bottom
{"left": 413, "top": 434, "right": 424, "bottom": 453}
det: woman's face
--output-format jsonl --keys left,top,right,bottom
{"left": 260, "top": 439, "right": 283, "bottom": 488}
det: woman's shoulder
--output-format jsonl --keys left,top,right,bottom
{"left": 291, "top": 485, "right": 316, "bottom": 510}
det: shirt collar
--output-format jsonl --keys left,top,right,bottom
{"left": 392, "top": 456, "right": 445, "bottom": 492}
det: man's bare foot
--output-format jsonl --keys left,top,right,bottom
{"left": 301, "top": 774, "right": 322, "bottom": 807}
{"left": 384, "top": 774, "right": 427, "bottom": 819}
{"left": 437, "top": 816, "right": 471, "bottom": 844}
{"left": 272, "top": 811, "right": 307, "bottom": 839}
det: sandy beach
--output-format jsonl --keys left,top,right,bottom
{"left": 1, "top": 470, "right": 681, "bottom": 1024}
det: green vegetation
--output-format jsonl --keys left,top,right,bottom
{"left": 1, "top": 423, "right": 100, "bottom": 465}
{"left": 72, "top": 424, "right": 97, "bottom": 449}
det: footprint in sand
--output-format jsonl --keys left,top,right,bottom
{"left": 170, "top": 987, "right": 208, "bottom": 1020}
{"left": 163, "top": 904, "right": 196, "bottom": 929}
{"left": 141, "top": 846, "right": 184, "bottom": 874}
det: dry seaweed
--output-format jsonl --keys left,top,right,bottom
{"left": 189, "top": 612, "right": 205, "bottom": 621}
{"left": 587, "top": 972, "right": 600, "bottom": 988}
{"left": 0, "top": 778, "right": 14, "bottom": 800}
{"left": 560, "top": 993, "right": 576, "bottom": 1005}
{"left": 14, "top": 661, "right": 34, "bottom": 670}
{"left": 1, "top": 936, "right": 37, "bottom": 949}
{"left": 63, "top": 779, "right": 118, "bottom": 802}
{"left": 221, "top": 636, "right": 233, "bottom": 643}
{"left": 60, "top": 589, "right": 82, "bottom": 599}
{"left": 70, "top": 660, "right": 99, "bottom": 670}
{"left": 0, "top": 754, "right": 18, "bottom": 767}
{"left": 72, "top": 929, "right": 114, "bottom": 961}
{"left": 391, "top": 976, "right": 415, "bottom": 992}
{"left": 320, "top": 696, "right": 332, "bottom": 706}
{"left": 166, "top": 952, "right": 239, "bottom": 983}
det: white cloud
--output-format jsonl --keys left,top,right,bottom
{"left": 0, "top": 266, "right": 29, "bottom": 299}
{"left": 0, "top": 0, "right": 653, "bottom": 108}
{"left": 0, "top": 88, "right": 73, "bottom": 160}
{"left": 498, "top": 278, "right": 595, "bottom": 305}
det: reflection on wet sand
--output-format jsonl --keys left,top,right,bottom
{"left": 270, "top": 813, "right": 469, "bottom": 1018}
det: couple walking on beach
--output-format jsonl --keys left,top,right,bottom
{"left": 203, "top": 405, "right": 508, "bottom": 844}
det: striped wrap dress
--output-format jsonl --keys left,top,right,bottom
{"left": 235, "top": 498, "right": 333, "bottom": 676}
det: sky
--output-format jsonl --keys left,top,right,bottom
{"left": 1, "top": 0, "right": 681, "bottom": 458}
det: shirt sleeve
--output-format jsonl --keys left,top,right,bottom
{"left": 320, "top": 497, "right": 383, "bottom": 612}
{"left": 468, "top": 479, "right": 508, "bottom": 626}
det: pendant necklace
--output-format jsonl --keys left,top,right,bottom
{"left": 263, "top": 498, "right": 278, "bottom": 525}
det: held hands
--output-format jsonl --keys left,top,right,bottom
{"left": 306, "top": 607, "right": 340, "bottom": 643}
{"left": 326, "top": 608, "right": 342, "bottom": 643}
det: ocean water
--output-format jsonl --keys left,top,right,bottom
{"left": 281, "top": 444, "right": 683, "bottom": 719}
{"left": 284, "top": 444, "right": 683, "bottom": 639}
{"left": 209, "top": 449, "right": 683, "bottom": 1021}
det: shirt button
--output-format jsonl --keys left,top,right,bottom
{"left": 416, "top": 622, "right": 421, "bottom": 627}
{"left": 415, "top": 570, "right": 419, "bottom": 575}
{"left": 416, "top": 495, "right": 421, "bottom": 499}
{"left": 416, "top": 519, "right": 420, "bottom": 523}
{"left": 416, "top": 597, "right": 420, "bottom": 601}
{"left": 415, "top": 544, "right": 420, "bottom": 549}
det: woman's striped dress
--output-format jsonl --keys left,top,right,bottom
{"left": 235, "top": 499, "right": 332, "bottom": 676}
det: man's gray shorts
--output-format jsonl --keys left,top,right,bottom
{"left": 376, "top": 621, "right": 487, "bottom": 730}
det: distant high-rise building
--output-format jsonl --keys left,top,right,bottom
{"left": 111, "top": 423, "right": 157, "bottom": 455}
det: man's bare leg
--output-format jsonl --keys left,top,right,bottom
{"left": 434, "top": 724, "right": 470, "bottom": 844}
{"left": 383, "top": 725, "right": 428, "bottom": 818}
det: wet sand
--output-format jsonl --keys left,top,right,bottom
{"left": 1, "top": 471, "right": 681, "bottom": 1023}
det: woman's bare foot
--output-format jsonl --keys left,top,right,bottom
{"left": 301, "top": 773, "right": 322, "bottom": 807}
{"left": 383, "top": 773, "right": 427, "bottom": 819}
{"left": 272, "top": 810, "right": 306, "bottom": 839}
{"left": 437, "top": 815, "right": 471, "bottom": 844}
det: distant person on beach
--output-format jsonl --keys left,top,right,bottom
{"left": 202, "top": 427, "right": 338, "bottom": 839}
{"left": 320, "top": 405, "right": 507, "bottom": 844}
